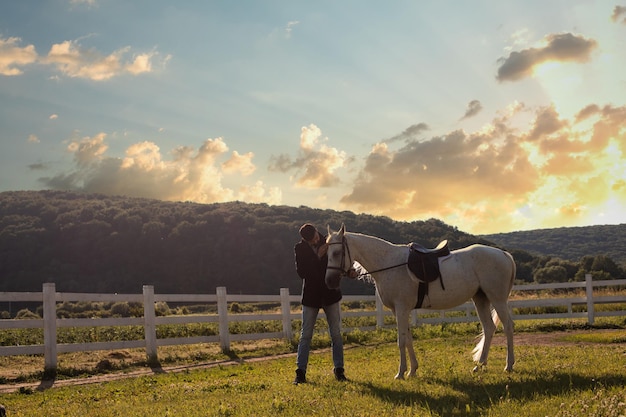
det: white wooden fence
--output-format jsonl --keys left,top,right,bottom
{"left": 0, "top": 274, "right": 625, "bottom": 372}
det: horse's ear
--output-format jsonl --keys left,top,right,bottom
{"left": 339, "top": 223, "right": 346, "bottom": 235}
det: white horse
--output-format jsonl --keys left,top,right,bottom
{"left": 325, "top": 224, "right": 516, "bottom": 379}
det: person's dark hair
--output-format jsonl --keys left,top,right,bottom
{"left": 299, "top": 223, "right": 317, "bottom": 241}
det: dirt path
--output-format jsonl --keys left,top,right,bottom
{"left": 0, "top": 330, "right": 618, "bottom": 394}
{"left": 0, "top": 351, "right": 302, "bottom": 394}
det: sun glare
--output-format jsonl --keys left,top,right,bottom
{"left": 534, "top": 62, "right": 587, "bottom": 119}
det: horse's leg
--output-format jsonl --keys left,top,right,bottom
{"left": 492, "top": 300, "right": 515, "bottom": 372}
{"left": 405, "top": 317, "right": 418, "bottom": 377}
{"left": 471, "top": 290, "right": 496, "bottom": 371}
{"left": 394, "top": 310, "right": 410, "bottom": 380}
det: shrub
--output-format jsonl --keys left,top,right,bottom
{"left": 111, "top": 302, "right": 131, "bottom": 317}
{"left": 155, "top": 301, "right": 170, "bottom": 316}
{"left": 15, "top": 309, "right": 40, "bottom": 319}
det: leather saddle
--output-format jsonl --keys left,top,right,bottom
{"left": 408, "top": 240, "right": 450, "bottom": 308}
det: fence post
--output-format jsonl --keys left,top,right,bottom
{"left": 375, "top": 287, "right": 385, "bottom": 328}
{"left": 216, "top": 287, "right": 230, "bottom": 351}
{"left": 586, "top": 273, "right": 595, "bottom": 325}
{"left": 42, "top": 282, "right": 57, "bottom": 374}
{"left": 143, "top": 285, "right": 158, "bottom": 364}
{"left": 280, "top": 288, "right": 293, "bottom": 340}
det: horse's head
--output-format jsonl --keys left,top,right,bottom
{"left": 325, "top": 224, "right": 349, "bottom": 289}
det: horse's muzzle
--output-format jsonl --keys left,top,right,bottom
{"left": 325, "top": 272, "right": 342, "bottom": 290}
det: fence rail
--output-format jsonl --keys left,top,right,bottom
{"left": 1, "top": 274, "right": 625, "bottom": 372}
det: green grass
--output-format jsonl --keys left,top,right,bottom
{"left": 561, "top": 330, "right": 626, "bottom": 344}
{"left": 1, "top": 317, "right": 625, "bottom": 384}
{"left": 1, "top": 330, "right": 625, "bottom": 417}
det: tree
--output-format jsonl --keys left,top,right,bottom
{"left": 534, "top": 266, "right": 567, "bottom": 283}
{"left": 575, "top": 254, "right": 624, "bottom": 280}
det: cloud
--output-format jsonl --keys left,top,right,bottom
{"left": 460, "top": 100, "right": 483, "bottom": 120}
{"left": 39, "top": 134, "right": 281, "bottom": 205}
{"left": 285, "top": 21, "right": 300, "bottom": 39}
{"left": 70, "top": 0, "right": 97, "bottom": 6}
{"left": 611, "top": 6, "right": 626, "bottom": 24}
{"left": 27, "top": 134, "right": 40, "bottom": 143}
{"left": 0, "top": 35, "right": 168, "bottom": 80}
{"left": 0, "top": 37, "right": 38, "bottom": 76}
{"left": 222, "top": 151, "right": 256, "bottom": 176}
{"left": 67, "top": 132, "right": 109, "bottom": 166}
{"left": 125, "top": 52, "right": 154, "bottom": 75}
{"left": 29, "top": 163, "right": 47, "bottom": 170}
{"left": 496, "top": 33, "right": 597, "bottom": 82}
{"left": 236, "top": 180, "right": 282, "bottom": 204}
{"left": 527, "top": 105, "right": 568, "bottom": 141}
{"left": 49, "top": 114, "right": 59, "bottom": 120}
{"left": 268, "top": 124, "right": 350, "bottom": 188}
{"left": 339, "top": 103, "right": 626, "bottom": 233}
{"left": 385, "top": 123, "right": 430, "bottom": 144}
{"left": 43, "top": 40, "right": 165, "bottom": 81}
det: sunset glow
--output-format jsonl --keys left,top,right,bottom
{"left": 1, "top": 2, "right": 625, "bottom": 234}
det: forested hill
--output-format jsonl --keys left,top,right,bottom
{"left": 0, "top": 190, "right": 487, "bottom": 295}
{"left": 2, "top": 190, "right": 624, "bottom": 295}
{"left": 482, "top": 224, "right": 626, "bottom": 267}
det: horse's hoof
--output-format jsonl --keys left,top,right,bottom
{"left": 472, "top": 364, "right": 486, "bottom": 373}
{"left": 394, "top": 373, "right": 405, "bottom": 380}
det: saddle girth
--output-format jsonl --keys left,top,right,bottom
{"left": 408, "top": 240, "right": 450, "bottom": 308}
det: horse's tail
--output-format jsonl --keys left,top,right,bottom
{"left": 472, "top": 308, "right": 500, "bottom": 362}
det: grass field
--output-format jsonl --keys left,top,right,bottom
{"left": 1, "top": 324, "right": 625, "bottom": 416}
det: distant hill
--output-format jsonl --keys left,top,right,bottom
{"left": 1, "top": 190, "right": 623, "bottom": 300}
{"left": 0, "top": 190, "right": 487, "bottom": 295}
{"left": 482, "top": 224, "right": 626, "bottom": 267}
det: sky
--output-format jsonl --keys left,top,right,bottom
{"left": 1, "top": 1, "right": 625, "bottom": 235}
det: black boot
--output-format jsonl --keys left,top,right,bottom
{"left": 294, "top": 369, "right": 306, "bottom": 384}
{"left": 334, "top": 367, "right": 347, "bottom": 381}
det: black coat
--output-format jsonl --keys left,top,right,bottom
{"left": 294, "top": 237, "right": 342, "bottom": 308}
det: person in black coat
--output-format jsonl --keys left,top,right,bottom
{"left": 293, "top": 223, "right": 346, "bottom": 384}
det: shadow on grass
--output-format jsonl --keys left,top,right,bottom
{"left": 355, "top": 371, "right": 625, "bottom": 416}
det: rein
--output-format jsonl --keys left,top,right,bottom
{"left": 327, "top": 236, "right": 407, "bottom": 278}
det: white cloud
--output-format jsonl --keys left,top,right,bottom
{"left": 285, "top": 21, "right": 300, "bottom": 39}
{"left": 0, "top": 35, "right": 168, "bottom": 81}
{"left": 69, "top": 0, "right": 98, "bottom": 8}
{"left": 40, "top": 134, "right": 279, "bottom": 206}
{"left": 268, "top": 124, "right": 351, "bottom": 188}
{"left": 339, "top": 103, "right": 626, "bottom": 233}
{"left": 236, "top": 180, "right": 282, "bottom": 204}
{"left": 0, "top": 37, "right": 38, "bottom": 76}
{"left": 222, "top": 151, "right": 256, "bottom": 176}
{"left": 125, "top": 52, "right": 153, "bottom": 75}
{"left": 45, "top": 41, "right": 140, "bottom": 80}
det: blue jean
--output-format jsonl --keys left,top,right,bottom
{"left": 296, "top": 302, "right": 344, "bottom": 372}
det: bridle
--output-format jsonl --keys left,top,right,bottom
{"left": 326, "top": 235, "right": 408, "bottom": 278}
{"left": 326, "top": 236, "right": 353, "bottom": 277}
